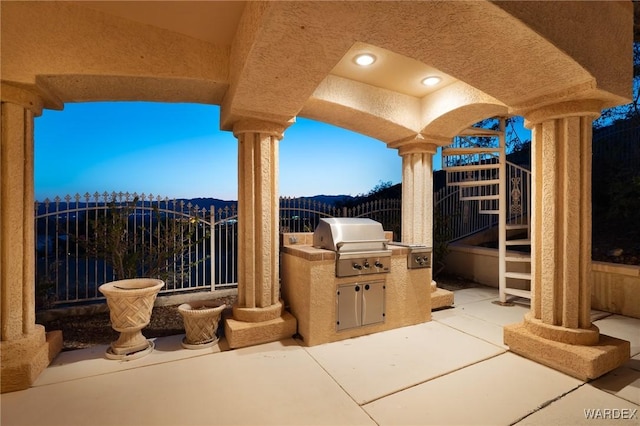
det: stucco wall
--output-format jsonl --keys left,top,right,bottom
{"left": 443, "top": 243, "right": 530, "bottom": 291}
{"left": 445, "top": 244, "right": 640, "bottom": 319}
{"left": 592, "top": 262, "right": 640, "bottom": 319}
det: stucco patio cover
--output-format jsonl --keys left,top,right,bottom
{"left": 0, "top": 0, "right": 634, "bottom": 391}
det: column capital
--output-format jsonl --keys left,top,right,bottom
{"left": 523, "top": 99, "right": 603, "bottom": 128}
{"left": 1, "top": 81, "right": 63, "bottom": 116}
{"left": 232, "top": 117, "right": 294, "bottom": 139}
{"left": 1, "top": 82, "right": 44, "bottom": 116}
{"left": 388, "top": 134, "right": 446, "bottom": 156}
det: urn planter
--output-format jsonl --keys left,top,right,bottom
{"left": 98, "top": 278, "right": 164, "bottom": 360}
{"left": 178, "top": 301, "right": 226, "bottom": 349}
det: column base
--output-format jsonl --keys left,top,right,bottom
{"left": 1, "top": 326, "right": 63, "bottom": 393}
{"left": 431, "top": 280, "right": 454, "bottom": 310}
{"left": 233, "top": 300, "right": 284, "bottom": 323}
{"left": 225, "top": 311, "right": 297, "bottom": 349}
{"left": 504, "top": 322, "right": 630, "bottom": 381}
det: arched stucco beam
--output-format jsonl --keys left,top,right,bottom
{"left": 221, "top": 1, "right": 627, "bottom": 133}
{"left": 492, "top": 0, "right": 633, "bottom": 108}
{"left": 299, "top": 75, "right": 420, "bottom": 142}
{"left": 421, "top": 103, "right": 509, "bottom": 143}
{"left": 351, "top": 1, "right": 625, "bottom": 110}
{"left": 220, "top": 1, "right": 356, "bottom": 129}
{"left": 36, "top": 75, "right": 229, "bottom": 106}
{"left": 1, "top": 2, "right": 229, "bottom": 105}
{"left": 300, "top": 98, "right": 417, "bottom": 144}
{"left": 419, "top": 81, "right": 507, "bottom": 142}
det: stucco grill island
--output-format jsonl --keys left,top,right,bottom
{"left": 281, "top": 218, "right": 433, "bottom": 346}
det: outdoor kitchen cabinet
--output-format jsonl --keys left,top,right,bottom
{"left": 336, "top": 280, "right": 385, "bottom": 331}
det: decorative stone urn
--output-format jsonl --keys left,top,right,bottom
{"left": 98, "top": 278, "right": 164, "bottom": 360}
{"left": 178, "top": 301, "right": 226, "bottom": 349}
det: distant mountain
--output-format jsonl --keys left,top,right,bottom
{"left": 178, "top": 198, "right": 237, "bottom": 212}
{"left": 287, "top": 194, "right": 355, "bottom": 205}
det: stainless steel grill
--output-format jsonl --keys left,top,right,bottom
{"left": 313, "top": 218, "right": 391, "bottom": 277}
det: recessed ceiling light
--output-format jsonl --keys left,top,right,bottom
{"left": 354, "top": 53, "right": 376, "bottom": 66}
{"left": 421, "top": 76, "right": 442, "bottom": 86}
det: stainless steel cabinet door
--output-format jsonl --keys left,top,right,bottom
{"left": 336, "top": 281, "right": 385, "bottom": 331}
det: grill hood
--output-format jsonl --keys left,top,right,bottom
{"left": 313, "top": 218, "right": 388, "bottom": 252}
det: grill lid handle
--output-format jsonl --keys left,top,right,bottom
{"left": 336, "top": 239, "right": 389, "bottom": 251}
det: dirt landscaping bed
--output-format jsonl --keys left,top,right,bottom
{"left": 39, "top": 295, "right": 237, "bottom": 351}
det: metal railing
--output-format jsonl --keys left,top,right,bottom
{"left": 434, "top": 161, "right": 531, "bottom": 242}
{"left": 505, "top": 162, "right": 531, "bottom": 231}
{"left": 593, "top": 124, "right": 640, "bottom": 171}
{"left": 279, "top": 197, "right": 401, "bottom": 235}
{"left": 35, "top": 193, "right": 402, "bottom": 308}
{"left": 35, "top": 192, "right": 217, "bottom": 308}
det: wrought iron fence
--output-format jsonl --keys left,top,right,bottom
{"left": 35, "top": 193, "right": 402, "bottom": 308}
{"left": 35, "top": 192, "right": 217, "bottom": 309}
{"left": 279, "top": 197, "right": 402, "bottom": 237}
{"left": 593, "top": 124, "right": 640, "bottom": 171}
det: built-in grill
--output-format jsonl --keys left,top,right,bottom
{"left": 313, "top": 218, "right": 391, "bottom": 277}
{"left": 281, "top": 217, "right": 435, "bottom": 346}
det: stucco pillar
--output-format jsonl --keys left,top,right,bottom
{"left": 504, "top": 100, "right": 629, "bottom": 380}
{"left": 224, "top": 118, "right": 296, "bottom": 349}
{"left": 400, "top": 143, "right": 435, "bottom": 246}
{"left": 392, "top": 136, "right": 453, "bottom": 310}
{"left": 1, "top": 83, "right": 62, "bottom": 393}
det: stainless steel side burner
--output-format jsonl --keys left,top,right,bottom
{"left": 313, "top": 218, "right": 391, "bottom": 277}
{"left": 392, "top": 243, "right": 432, "bottom": 269}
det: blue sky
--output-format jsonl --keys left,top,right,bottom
{"left": 34, "top": 102, "right": 418, "bottom": 201}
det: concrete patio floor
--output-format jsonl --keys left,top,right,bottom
{"left": 2, "top": 286, "right": 639, "bottom": 426}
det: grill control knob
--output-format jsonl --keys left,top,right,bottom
{"left": 375, "top": 261, "right": 383, "bottom": 269}
{"left": 363, "top": 260, "right": 370, "bottom": 269}
{"left": 352, "top": 263, "right": 362, "bottom": 270}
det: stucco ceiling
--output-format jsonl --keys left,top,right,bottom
{"left": 1, "top": 1, "right": 633, "bottom": 144}
{"left": 331, "top": 42, "right": 456, "bottom": 98}
{"left": 76, "top": 1, "right": 458, "bottom": 101}
{"left": 76, "top": 1, "right": 247, "bottom": 46}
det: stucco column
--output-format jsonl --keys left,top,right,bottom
{"left": 391, "top": 136, "right": 453, "bottom": 309}
{"left": 224, "top": 118, "right": 296, "bottom": 349}
{"left": 1, "top": 83, "right": 62, "bottom": 393}
{"left": 504, "top": 100, "right": 629, "bottom": 380}
{"left": 399, "top": 143, "right": 436, "bottom": 245}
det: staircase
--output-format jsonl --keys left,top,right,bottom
{"left": 442, "top": 117, "right": 532, "bottom": 303}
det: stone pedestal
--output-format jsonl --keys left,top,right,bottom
{"left": 504, "top": 101, "right": 630, "bottom": 380}
{"left": 431, "top": 280, "right": 455, "bottom": 310}
{"left": 1, "top": 83, "right": 63, "bottom": 392}
{"left": 224, "top": 118, "right": 296, "bottom": 349}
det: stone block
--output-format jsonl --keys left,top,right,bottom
{"left": 1, "top": 328, "right": 63, "bottom": 393}
{"left": 431, "top": 287, "right": 454, "bottom": 310}
{"left": 225, "top": 311, "right": 297, "bottom": 349}
{"left": 504, "top": 322, "right": 630, "bottom": 381}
